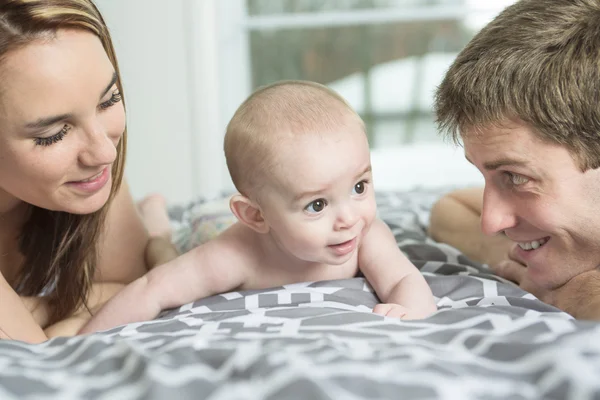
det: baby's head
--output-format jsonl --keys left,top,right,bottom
{"left": 224, "top": 80, "right": 376, "bottom": 265}
{"left": 224, "top": 80, "right": 366, "bottom": 200}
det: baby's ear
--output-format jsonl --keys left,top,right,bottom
{"left": 229, "top": 194, "right": 270, "bottom": 234}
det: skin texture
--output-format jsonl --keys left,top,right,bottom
{"left": 79, "top": 123, "right": 437, "bottom": 334}
{"left": 0, "top": 30, "right": 149, "bottom": 342}
{"left": 429, "top": 121, "right": 600, "bottom": 319}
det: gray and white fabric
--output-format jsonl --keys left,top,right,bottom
{"left": 1, "top": 189, "right": 599, "bottom": 400}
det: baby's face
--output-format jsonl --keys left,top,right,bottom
{"left": 258, "top": 125, "right": 377, "bottom": 265}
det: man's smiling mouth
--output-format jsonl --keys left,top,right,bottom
{"left": 517, "top": 237, "right": 549, "bottom": 251}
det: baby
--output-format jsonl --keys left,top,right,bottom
{"left": 80, "top": 81, "right": 437, "bottom": 334}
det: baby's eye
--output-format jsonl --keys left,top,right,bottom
{"left": 352, "top": 180, "right": 368, "bottom": 195}
{"left": 305, "top": 199, "right": 327, "bottom": 214}
{"left": 505, "top": 172, "right": 529, "bottom": 186}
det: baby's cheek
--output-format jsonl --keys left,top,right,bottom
{"left": 366, "top": 201, "right": 378, "bottom": 224}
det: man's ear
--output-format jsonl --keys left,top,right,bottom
{"left": 229, "top": 194, "right": 270, "bottom": 234}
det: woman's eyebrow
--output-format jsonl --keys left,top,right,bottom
{"left": 100, "top": 72, "right": 118, "bottom": 100}
{"left": 25, "top": 72, "right": 118, "bottom": 130}
{"left": 26, "top": 113, "right": 72, "bottom": 129}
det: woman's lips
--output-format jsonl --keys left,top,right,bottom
{"left": 66, "top": 167, "right": 110, "bottom": 193}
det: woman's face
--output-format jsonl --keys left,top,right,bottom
{"left": 0, "top": 29, "right": 125, "bottom": 215}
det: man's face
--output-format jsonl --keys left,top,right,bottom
{"left": 463, "top": 121, "right": 600, "bottom": 290}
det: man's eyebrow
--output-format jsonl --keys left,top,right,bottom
{"left": 483, "top": 158, "right": 529, "bottom": 170}
{"left": 25, "top": 72, "right": 118, "bottom": 130}
{"left": 293, "top": 164, "right": 372, "bottom": 203}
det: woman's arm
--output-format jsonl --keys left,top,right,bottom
{"left": 0, "top": 271, "right": 47, "bottom": 343}
{"left": 44, "top": 282, "right": 125, "bottom": 338}
{"left": 95, "top": 180, "right": 150, "bottom": 283}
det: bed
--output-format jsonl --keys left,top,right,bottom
{"left": 1, "top": 188, "right": 599, "bottom": 399}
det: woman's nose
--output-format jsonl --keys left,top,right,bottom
{"left": 77, "top": 123, "right": 117, "bottom": 167}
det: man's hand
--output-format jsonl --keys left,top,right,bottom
{"left": 492, "top": 244, "right": 600, "bottom": 320}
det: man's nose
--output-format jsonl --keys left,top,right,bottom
{"left": 480, "top": 185, "right": 518, "bottom": 236}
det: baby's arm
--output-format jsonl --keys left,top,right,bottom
{"left": 78, "top": 233, "right": 248, "bottom": 334}
{"left": 359, "top": 219, "right": 437, "bottom": 319}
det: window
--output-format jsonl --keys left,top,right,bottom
{"left": 237, "top": 0, "right": 517, "bottom": 148}
{"left": 213, "top": 0, "right": 517, "bottom": 192}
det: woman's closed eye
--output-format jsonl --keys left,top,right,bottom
{"left": 99, "top": 90, "right": 122, "bottom": 110}
{"left": 33, "top": 125, "right": 71, "bottom": 147}
{"left": 33, "top": 90, "right": 122, "bottom": 147}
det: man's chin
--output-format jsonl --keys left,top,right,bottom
{"left": 526, "top": 262, "right": 567, "bottom": 291}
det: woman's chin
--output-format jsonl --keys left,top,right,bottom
{"left": 56, "top": 189, "right": 112, "bottom": 215}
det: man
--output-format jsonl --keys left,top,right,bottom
{"left": 429, "top": 0, "right": 600, "bottom": 319}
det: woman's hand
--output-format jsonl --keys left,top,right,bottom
{"left": 0, "top": 271, "right": 47, "bottom": 343}
{"left": 20, "top": 296, "right": 51, "bottom": 328}
{"left": 44, "top": 282, "right": 125, "bottom": 338}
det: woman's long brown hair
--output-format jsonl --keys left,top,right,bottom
{"left": 0, "top": 0, "right": 127, "bottom": 324}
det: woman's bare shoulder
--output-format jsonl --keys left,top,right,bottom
{"left": 95, "top": 180, "right": 149, "bottom": 283}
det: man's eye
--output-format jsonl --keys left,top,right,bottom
{"left": 505, "top": 172, "right": 529, "bottom": 186}
{"left": 305, "top": 199, "right": 327, "bottom": 214}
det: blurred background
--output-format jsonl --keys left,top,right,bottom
{"left": 96, "top": 0, "right": 516, "bottom": 204}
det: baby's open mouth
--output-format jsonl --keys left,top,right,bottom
{"left": 517, "top": 237, "right": 549, "bottom": 251}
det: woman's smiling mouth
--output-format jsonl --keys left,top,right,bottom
{"left": 66, "top": 167, "right": 110, "bottom": 193}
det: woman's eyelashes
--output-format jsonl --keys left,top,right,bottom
{"left": 33, "top": 90, "right": 122, "bottom": 147}
{"left": 99, "top": 90, "right": 122, "bottom": 110}
{"left": 34, "top": 125, "right": 71, "bottom": 147}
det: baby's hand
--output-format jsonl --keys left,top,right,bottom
{"left": 372, "top": 303, "right": 434, "bottom": 320}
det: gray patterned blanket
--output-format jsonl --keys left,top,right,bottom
{"left": 1, "top": 189, "right": 599, "bottom": 400}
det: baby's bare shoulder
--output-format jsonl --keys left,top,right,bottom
{"left": 213, "top": 223, "right": 261, "bottom": 261}
{"left": 361, "top": 218, "right": 395, "bottom": 246}
{"left": 358, "top": 218, "right": 404, "bottom": 271}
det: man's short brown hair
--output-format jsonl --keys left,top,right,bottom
{"left": 435, "top": 0, "right": 600, "bottom": 171}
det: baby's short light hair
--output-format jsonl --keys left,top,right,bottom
{"left": 224, "top": 80, "right": 365, "bottom": 197}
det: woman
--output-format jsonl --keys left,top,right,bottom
{"left": 0, "top": 0, "right": 152, "bottom": 343}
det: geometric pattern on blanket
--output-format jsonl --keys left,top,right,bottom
{"left": 1, "top": 188, "right": 599, "bottom": 399}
